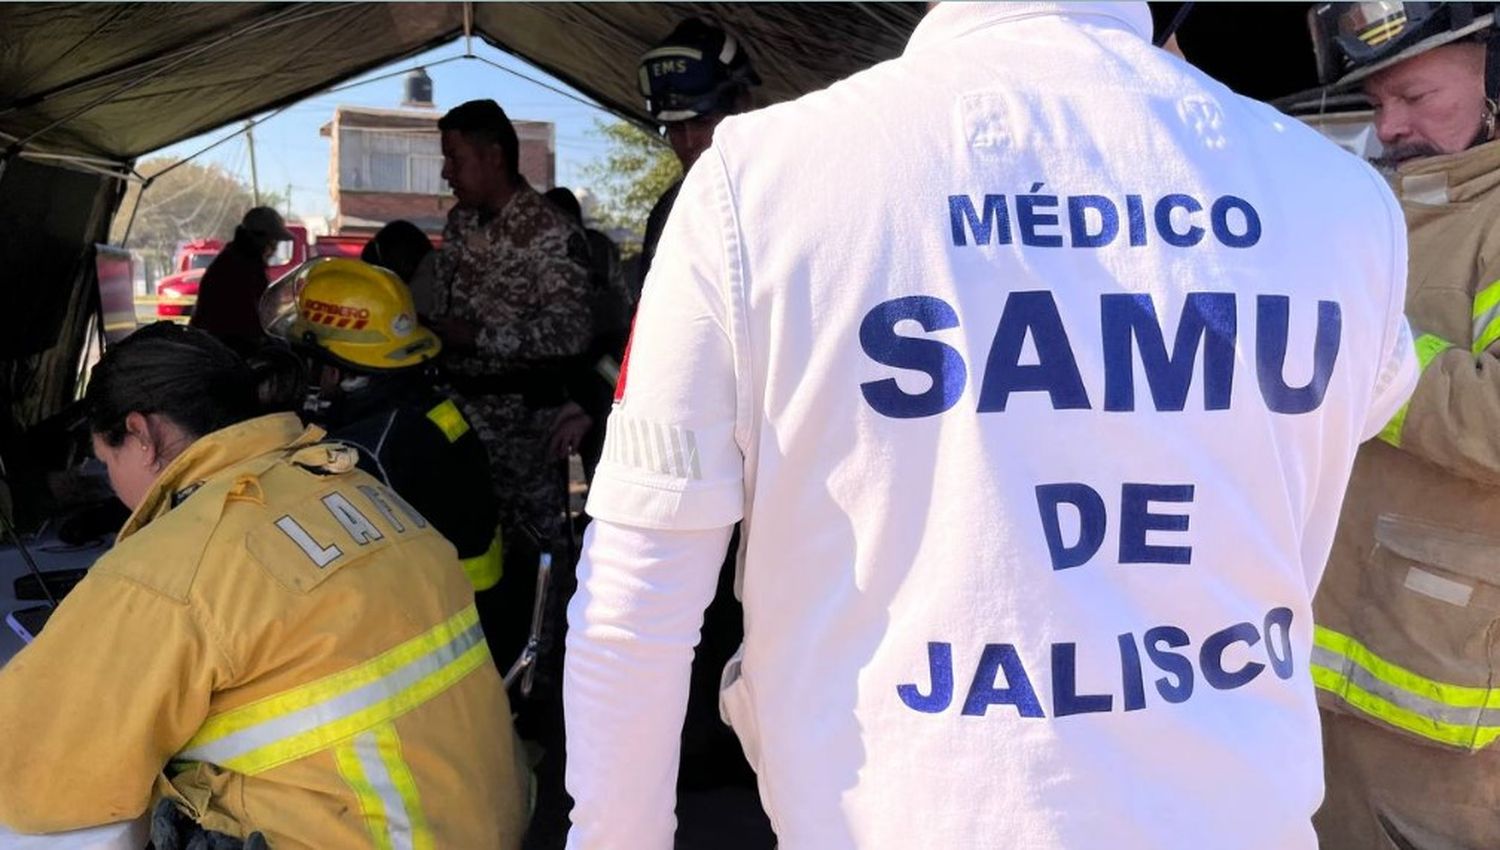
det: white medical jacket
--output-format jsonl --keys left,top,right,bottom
{"left": 566, "top": 3, "right": 1418, "bottom": 848}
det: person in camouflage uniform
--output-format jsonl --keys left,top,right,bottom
{"left": 432, "top": 98, "right": 593, "bottom": 849}
{"left": 430, "top": 99, "right": 593, "bottom": 672}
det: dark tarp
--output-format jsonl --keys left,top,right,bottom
{"left": 0, "top": 3, "right": 925, "bottom": 163}
{"left": 470, "top": 3, "right": 924, "bottom": 140}
{"left": 0, "top": 2, "right": 1327, "bottom": 436}
{"left": 0, "top": 3, "right": 1324, "bottom": 164}
{"left": 0, "top": 4, "right": 467, "bottom": 161}
{"left": 0, "top": 156, "right": 118, "bottom": 428}
{"left": 0, "top": 1, "right": 931, "bottom": 432}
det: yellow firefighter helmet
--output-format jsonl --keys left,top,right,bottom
{"left": 260, "top": 257, "right": 440, "bottom": 370}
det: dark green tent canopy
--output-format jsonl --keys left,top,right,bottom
{"left": 0, "top": 2, "right": 930, "bottom": 431}
{"left": 0, "top": 2, "right": 1325, "bottom": 434}
{"left": 0, "top": 3, "right": 925, "bottom": 163}
{"left": 0, "top": 3, "right": 1322, "bottom": 165}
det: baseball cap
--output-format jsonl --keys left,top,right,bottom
{"left": 242, "top": 206, "right": 293, "bottom": 241}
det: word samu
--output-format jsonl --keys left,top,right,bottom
{"left": 859, "top": 291, "right": 1341, "bottom": 419}
{"left": 898, "top": 606, "right": 1295, "bottom": 718}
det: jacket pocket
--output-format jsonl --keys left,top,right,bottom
{"left": 1314, "top": 514, "right": 1500, "bottom": 752}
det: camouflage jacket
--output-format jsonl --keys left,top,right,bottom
{"left": 434, "top": 181, "right": 593, "bottom": 377}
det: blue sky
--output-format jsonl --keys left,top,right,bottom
{"left": 147, "top": 40, "right": 626, "bottom": 223}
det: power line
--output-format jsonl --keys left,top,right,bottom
{"left": 134, "top": 46, "right": 616, "bottom": 231}
{"left": 469, "top": 55, "right": 609, "bottom": 115}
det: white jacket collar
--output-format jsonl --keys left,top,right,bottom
{"left": 906, "top": 2, "right": 1154, "bottom": 53}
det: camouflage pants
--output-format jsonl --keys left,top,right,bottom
{"left": 457, "top": 392, "right": 570, "bottom": 692}
{"left": 457, "top": 393, "right": 567, "bottom": 543}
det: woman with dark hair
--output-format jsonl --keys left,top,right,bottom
{"left": 0, "top": 323, "right": 526, "bottom": 848}
{"left": 361, "top": 219, "right": 433, "bottom": 284}
{"left": 361, "top": 219, "right": 438, "bottom": 316}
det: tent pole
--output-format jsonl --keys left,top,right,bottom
{"left": 120, "top": 176, "right": 152, "bottom": 247}
{"left": 14, "top": 151, "right": 138, "bottom": 183}
{"left": 0, "top": 143, "right": 17, "bottom": 185}
{"left": 246, "top": 121, "right": 261, "bottom": 205}
{"left": 464, "top": 2, "right": 475, "bottom": 56}
{"left": 473, "top": 56, "right": 608, "bottom": 113}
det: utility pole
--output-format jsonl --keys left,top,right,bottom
{"left": 286, "top": 183, "right": 292, "bottom": 218}
{"left": 245, "top": 120, "right": 260, "bottom": 205}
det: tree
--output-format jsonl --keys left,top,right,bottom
{"left": 580, "top": 120, "right": 680, "bottom": 253}
{"left": 110, "top": 157, "right": 288, "bottom": 283}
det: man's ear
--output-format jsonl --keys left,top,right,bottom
{"left": 485, "top": 143, "right": 513, "bottom": 177}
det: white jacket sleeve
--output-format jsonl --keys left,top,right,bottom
{"left": 564, "top": 518, "right": 735, "bottom": 849}
{"left": 1360, "top": 181, "right": 1419, "bottom": 442}
{"left": 567, "top": 140, "right": 750, "bottom": 847}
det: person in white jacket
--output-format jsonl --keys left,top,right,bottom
{"left": 565, "top": 4, "right": 1419, "bottom": 848}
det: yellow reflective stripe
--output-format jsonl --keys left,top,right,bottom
{"left": 189, "top": 606, "right": 480, "bottom": 747}
{"left": 336, "top": 736, "right": 396, "bottom": 850}
{"left": 1474, "top": 281, "right": 1500, "bottom": 353}
{"left": 334, "top": 724, "right": 430, "bottom": 850}
{"left": 1474, "top": 317, "right": 1500, "bottom": 353}
{"left": 460, "top": 532, "right": 504, "bottom": 591}
{"left": 1312, "top": 625, "right": 1500, "bottom": 750}
{"left": 1378, "top": 333, "right": 1454, "bottom": 447}
{"left": 425, "top": 399, "right": 470, "bottom": 443}
{"left": 181, "top": 606, "right": 489, "bottom": 775}
{"left": 1314, "top": 626, "right": 1495, "bottom": 707}
{"left": 1358, "top": 16, "right": 1408, "bottom": 47}
{"left": 209, "top": 639, "right": 488, "bottom": 775}
{"left": 1414, "top": 333, "right": 1457, "bottom": 369}
{"left": 1473, "top": 280, "right": 1500, "bottom": 323}
{"left": 1310, "top": 665, "right": 1500, "bottom": 749}
{"left": 374, "top": 724, "right": 434, "bottom": 850}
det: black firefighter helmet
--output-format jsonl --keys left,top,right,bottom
{"left": 1309, "top": 1, "right": 1497, "bottom": 89}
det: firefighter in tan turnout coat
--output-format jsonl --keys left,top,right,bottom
{"left": 1304, "top": 3, "right": 1500, "bottom": 847}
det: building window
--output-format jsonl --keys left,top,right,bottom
{"left": 370, "top": 151, "right": 407, "bottom": 191}
{"left": 340, "top": 126, "right": 449, "bottom": 195}
{"left": 411, "top": 155, "right": 444, "bottom": 194}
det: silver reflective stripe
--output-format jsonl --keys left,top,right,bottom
{"left": 1475, "top": 303, "right": 1500, "bottom": 351}
{"left": 667, "top": 426, "right": 687, "bottom": 479}
{"left": 178, "top": 621, "right": 485, "bottom": 765}
{"left": 355, "top": 732, "right": 414, "bottom": 850}
{"left": 628, "top": 417, "right": 646, "bottom": 469}
{"left": 652, "top": 421, "right": 673, "bottom": 476}
{"left": 683, "top": 428, "right": 702, "bottom": 480}
{"left": 1309, "top": 644, "right": 1500, "bottom": 729}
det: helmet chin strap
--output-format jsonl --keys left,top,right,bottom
{"left": 1488, "top": 29, "right": 1500, "bottom": 101}
{"left": 1155, "top": 2, "right": 1193, "bottom": 48}
{"left": 1468, "top": 29, "right": 1500, "bottom": 149}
